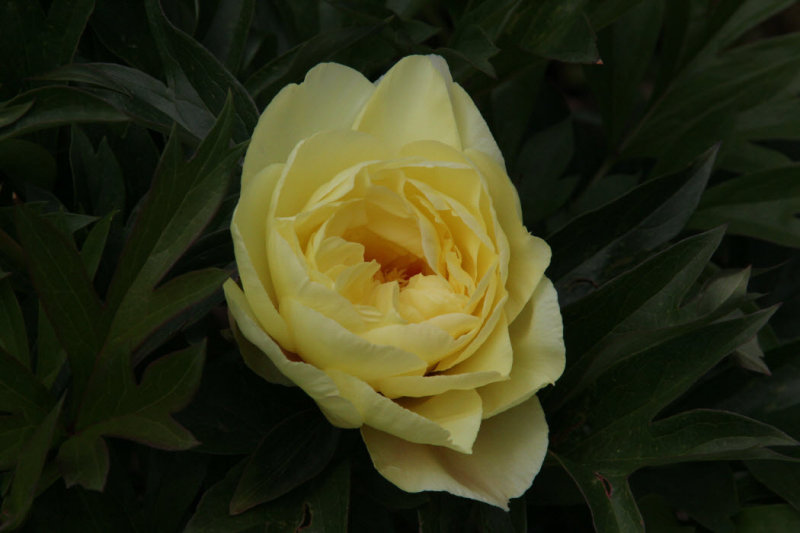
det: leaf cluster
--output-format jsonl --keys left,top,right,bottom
{"left": 1, "top": 0, "right": 800, "bottom": 531}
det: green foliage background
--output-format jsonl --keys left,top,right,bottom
{"left": 1, "top": 0, "right": 800, "bottom": 531}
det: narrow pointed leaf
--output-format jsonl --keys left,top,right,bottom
{"left": 689, "top": 165, "right": 800, "bottom": 248}
{"left": 0, "top": 398, "right": 63, "bottom": 531}
{"left": 15, "top": 205, "right": 108, "bottom": 399}
{"left": 105, "top": 95, "right": 242, "bottom": 312}
{"left": 57, "top": 434, "right": 109, "bottom": 491}
{"left": 107, "top": 267, "right": 228, "bottom": 356}
{"left": 0, "top": 87, "right": 128, "bottom": 142}
{"left": 144, "top": 0, "right": 258, "bottom": 142}
{"left": 549, "top": 147, "right": 717, "bottom": 303}
{"left": 0, "top": 276, "right": 28, "bottom": 365}
{"left": 231, "top": 411, "right": 340, "bottom": 514}
{"left": 553, "top": 454, "right": 644, "bottom": 533}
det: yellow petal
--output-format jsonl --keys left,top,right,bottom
{"left": 423, "top": 54, "right": 504, "bottom": 165}
{"left": 354, "top": 55, "right": 461, "bottom": 152}
{"left": 449, "top": 82, "right": 504, "bottom": 166}
{"left": 362, "top": 396, "right": 549, "bottom": 510}
{"left": 446, "top": 311, "right": 513, "bottom": 376}
{"left": 224, "top": 280, "right": 363, "bottom": 428}
{"left": 269, "top": 221, "right": 366, "bottom": 331}
{"left": 271, "top": 130, "right": 389, "bottom": 219}
{"left": 231, "top": 164, "right": 295, "bottom": 351}
{"left": 360, "top": 322, "right": 457, "bottom": 365}
{"left": 479, "top": 277, "right": 566, "bottom": 418}
{"left": 329, "top": 369, "right": 482, "bottom": 453}
{"left": 281, "top": 298, "right": 428, "bottom": 382}
{"left": 242, "top": 63, "right": 375, "bottom": 185}
{"left": 374, "top": 370, "right": 503, "bottom": 399}
{"left": 467, "top": 148, "right": 551, "bottom": 321}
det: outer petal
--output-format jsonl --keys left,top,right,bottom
{"left": 242, "top": 63, "right": 375, "bottom": 185}
{"left": 354, "top": 56, "right": 461, "bottom": 152}
{"left": 478, "top": 278, "right": 566, "bottom": 418}
{"left": 362, "top": 396, "right": 549, "bottom": 510}
{"left": 282, "top": 298, "right": 428, "bottom": 382}
{"left": 467, "top": 148, "right": 551, "bottom": 321}
{"left": 224, "top": 280, "right": 363, "bottom": 428}
{"left": 232, "top": 164, "right": 295, "bottom": 351}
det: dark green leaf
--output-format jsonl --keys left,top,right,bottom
{"left": 0, "top": 398, "right": 63, "bottom": 531}
{"left": 624, "top": 34, "right": 800, "bottom": 172}
{"left": 553, "top": 454, "right": 645, "bottom": 533}
{"left": 184, "top": 461, "right": 305, "bottom": 533}
{"left": 746, "top": 460, "right": 800, "bottom": 513}
{"left": 56, "top": 434, "right": 109, "bottom": 491}
{"left": 636, "top": 494, "right": 694, "bottom": 533}
{"left": 556, "top": 307, "right": 776, "bottom": 452}
{"left": 202, "top": 0, "right": 255, "bottom": 75}
{"left": 34, "top": 304, "right": 66, "bottom": 389}
{"left": 489, "top": 61, "right": 546, "bottom": 162}
{"left": 245, "top": 25, "right": 384, "bottom": 105}
{"left": 586, "top": 409, "right": 796, "bottom": 472}
{"left": 144, "top": 0, "right": 258, "bottom": 142}
{"left": 69, "top": 127, "right": 126, "bottom": 220}
{"left": 689, "top": 165, "right": 800, "bottom": 248}
{"left": 15, "top": 205, "right": 108, "bottom": 400}
{"left": 231, "top": 411, "right": 340, "bottom": 514}
{"left": 439, "top": 25, "right": 499, "bottom": 78}
{"left": 79, "top": 215, "right": 114, "bottom": 280}
{"left": 0, "top": 101, "right": 33, "bottom": 128}
{"left": 549, "top": 146, "right": 717, "bottom": 303}
{"left": 141, "top": 451, "right": 208, "bottom": 533}
{"left": 107, "top": 267, "right": 228, "bottom": 356}
{"left": 303, "top": 461, "right": 351, "bottom": 533}
{"left": 717, "top": 140, "right": 792, "bottom": 174}
{"left": 516, "top": 118, "right": 577, "bottom": 223}
{"left": 587, "top": 0, "right": 664, "bottom": 145}
{"left": 735, "top": 504, "right": 800, "bottom": 533}
{"left": 46, "top": 63, "right": 215, "bottom": 140}
{"left": 551, "top": 228, "right": 725, "bottom": 408}
{"left": 686, "top": 0, "right": 798, "bottom": 73}
{"left": 90, "top": 0, "right": 162, "bottom": 73}
{"left": 635, "top": 462, "right": 739, "bottom": 533}
{"left": 587, "top": 0, "right": 648, "bottom": 30}
{"left": 0, "top": 87, "right": 128, "bottom": 142}
{"left": 0, "top": 139, "right": 57, "bottom": 192}
{"left": 105, "top": 95, "right": 243, "bottom": 312}
{"left": 0, "top": 0, "right": 93, "bottom": 98}
{"left": 0, "top": 348, "right": 52, "bottom": 423}
{"left": 0, "top": 276, "right": 28, "bottom": 365}
{"left": 76, "top": 341, "right": 205, "bottom": 447}
{"left": 511, "top": 0, "right": 600, "bottom": 63}
{"left": 735, "top": 99, "right": 800, "bottom": 141}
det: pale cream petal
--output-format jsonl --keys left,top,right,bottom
{"left": 362, "top": 396, "right": 549, "bottom": 510}
{"left": 374, "top": 370, "right": 503, "bottom": 399}
{"left": 479, "top": 278, "right": 565, "bottom": 418}
{"left": 449, "top": 82, "right": 504, "bottom": 166}
{"left": 354, "top": 55, "right": 461, "bottom": 152}
{"left": 224, "top": 280, "right": 363, "bottom": 428}
{"left": 269, "top": 222, "right": 366, "bottom": 331}
{"left": 242, "top": 63, "right": 375, "bottom": 185}
{"left": 231, "top": 164, "right": 295, "bottom": 351}
{"left": 271, "top": 130, "right": 389, "bottom": 219}
{"left": 282, "top": 298, "right": 428, "bottom": 382}
{"left": 446, "top": 311, "right": 512, "bottom": 376}
{"left": 232, "top": 222, "right": 295, "bottom": 352}
{"left": 360, "top": 322, "right": 457, "bottom": 365}
{"left": 467, "top": 148, "right": 551, "bottom": 321}
{"left": 329, "top": 369, "right": 482, "bottom": 453}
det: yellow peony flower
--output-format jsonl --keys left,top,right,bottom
{"left": 224, "top": 55, "right": 565, "bottom": 509}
